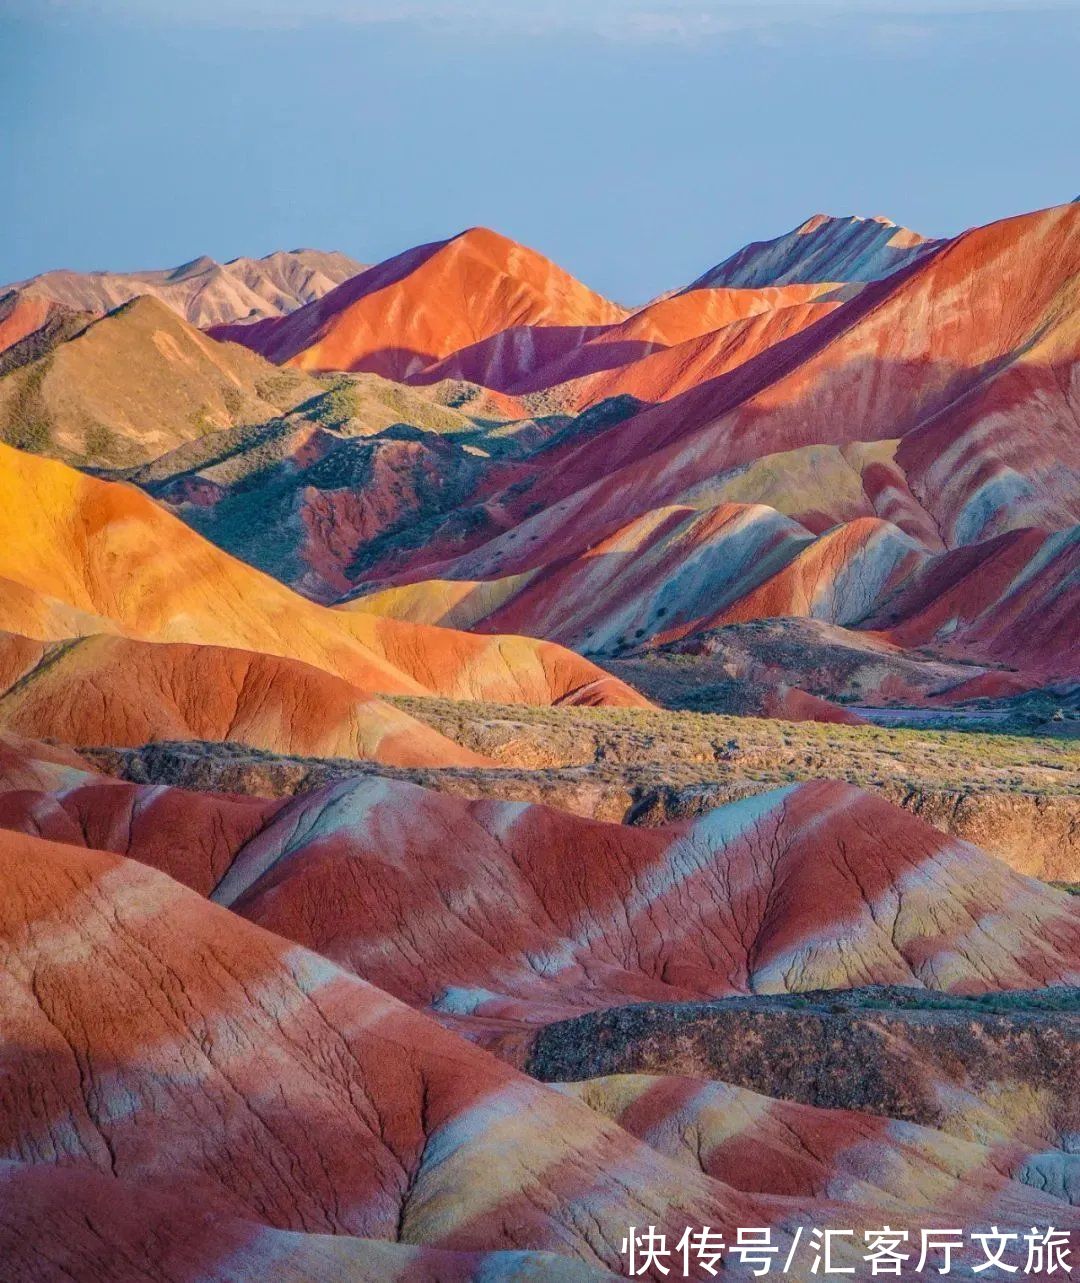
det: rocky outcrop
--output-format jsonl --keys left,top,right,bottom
{"left": 520, "top": 988, "right": 1080, "bottom": 1151}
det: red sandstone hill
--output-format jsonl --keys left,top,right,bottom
{"left": 0, "top": 828, "right": 782, "bottom": 1274}
{"left": 209, "top": 227, "right": 628, "bottom": 379}
{"left": 0, "top": 768, "right": 1072, "bottom": 1279}
{"left": 2, "top": 754, "right": 1072, "bottom": 1025}
{"left": 211, "top": 776, "right": 1079, "bottom": 1027}
{"left": 456, "top": 202, "right": 1080, "bottom": 554}
{"left": 344, "top": 203, "right": 1080, "bottom": 688}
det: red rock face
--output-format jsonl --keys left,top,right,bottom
{"left": 412, "top": 283, "right": 844, "bottom": 400}
{"left": 0, "top": 768, "right": 282, "bottom": 895}
{"left": 205, "top": 776, "right": 1079, "bottom": 1026}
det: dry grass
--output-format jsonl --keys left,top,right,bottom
{"left": 387, "top": 696, "right": 1080, "bottom": 797}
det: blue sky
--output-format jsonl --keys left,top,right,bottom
{"left": 3, "top": 1, "right": 1078, "bottom": 302}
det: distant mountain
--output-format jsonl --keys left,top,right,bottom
{"left": 1, "top": 247, "right": 366, "bottom": 334}
{"left": 690, "top": 212, "right": 944, "bottom": 288}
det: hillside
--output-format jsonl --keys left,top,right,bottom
{"left": 0, "top": 295, "right": 320, "bottom": 463}
{"left": 0, "top": 440, "right": 646, "bottom": 708}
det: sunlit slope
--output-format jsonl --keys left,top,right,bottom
{"left": 0, "top": 442, "right": 647, "bottom": 706}
{"left": 212, "top": 226, "right": 628, "bottom": 379}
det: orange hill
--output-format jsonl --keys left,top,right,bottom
{"left": 210, "top": 226, "right": 628, "bottom": 379}
{"left": 0, "top": 632, "right": 489, "bottom": 767}
{"left": 0, "top": 441, "right": 647, "bottom": 708}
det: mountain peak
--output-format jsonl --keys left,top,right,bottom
{"left": 692, "top": 211, "right": 941, "bottom": 288}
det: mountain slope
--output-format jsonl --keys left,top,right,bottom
{"left": 412, "top": 281, "right": 843, "bottom": 397}
{"left": 0, "top": 441, "right": 646, "bottom": 707}
{"left": 0, "top": 295, "right": 320, "bottom": 464}
{"left": 533, "top": 203, "right": 1080, "bottom": 548}
{"left": 129, "top": 413, "right": 489, "bottom": 600}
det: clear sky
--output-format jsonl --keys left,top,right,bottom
{"left": 3, "top": 1, "right": 1078, "bottom": 303}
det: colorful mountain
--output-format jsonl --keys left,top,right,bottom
{"left": 0, "top": 197, "right": 1076, "bottom": 1283}
{"left": 338, "top": 203, "right": 1080, "bottom": 693}
{"left": 690, "top": 213, "right": 944, "bottom": 288}
{"left": 209, "top": 226, "right": 628, "bottom": 378}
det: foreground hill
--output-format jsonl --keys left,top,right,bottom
{"left": 209, "top": 776, "right": 1079, "bottom": 1027}
{"left": 0, "top": 779, "right": 1071, "bottom": 1276}
{"left": 2, "top": 247, "right": 365, "bottom": 334}
{"left": 521, "top": 988, "right": 1079, "bottom": 1181}
{"left": 2, "top": 742, "right": 1072, "bottom": 1020}
{"left": 209, "top": 226, "right": 628, "bottom": 378}
{"left": 0, "top": 441, "right": 646, "bottom": 708}
{"left": 0, "top": 829, "right": 790, "bottom": 1273}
